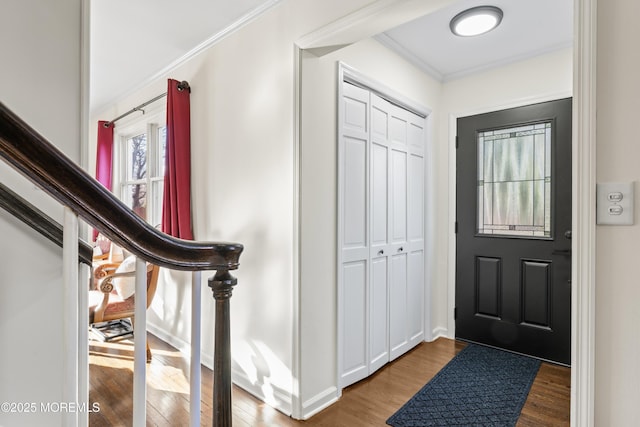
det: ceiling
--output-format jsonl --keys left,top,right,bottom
{"left": 90, "top": 0, "right": 573, "bottom": 114}
{"left": 377, "top": 0, "right": 573, "bottom": 81}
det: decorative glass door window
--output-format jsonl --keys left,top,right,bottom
{"left": 477, "top": 122, "right": 552, "bottom": 238}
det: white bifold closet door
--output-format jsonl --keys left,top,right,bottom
{"left": 339, "top": 81, "right": 425, "bottom": 388}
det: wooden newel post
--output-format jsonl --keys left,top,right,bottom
{"left": 209, "top": 269, "right": 237, "bottom": 427}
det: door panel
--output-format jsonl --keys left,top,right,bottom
{"left": 391, "top": 150, "right": 407, "bottom": 243}
{"left": 370, "top": 256, "right": 388, "bottom": 372}
{"left": 409, "top": 122, "right": 424, "bottom": 151}
{"left": 475, "top": 256, "right": 501, "bottom": 318}
{"left": 340, "top": 83, "right": 370, "bottom": 386}
{"left": 389, "top": 252, "right": 408, "bottom": 360}
{"left": 408, "top": 249, "right": 424, "bottom": 342}
{"left": 371, "top": 103, "right": 389, "bottom": 141}
{"left": 343, "top": 93, "right": 367, "bottom": 133}
{"left": 371, "top": 142, "right": 388, "bottom": 247}
{"left": 390, "top": 113, "right": 407, "bottom": 147}
{"left": 407, "top": 111, "right": 425, "bottom": 347}
{"left": 456, "top": 98, "right": 572, "bottom": 365}
{"left": 521, "top": 260, "right": 551, "bottom": 327}
{"left": 408, "top": 153, "right": 424, "bottom": 241}
{"left": 369, "top": 93, "right": 391, "bottom": 375}
{"left": 343, "top": 137, "right": 367, "bottom": 249}
{"left": 341, "top": 261, "right": 367, "bottom": 384}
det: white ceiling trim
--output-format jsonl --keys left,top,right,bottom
{"left": 441, "top": 41, "right": 574, "bottom": 82}
{"left": 377, "top": 32, "right": 573, "bottom": 84}
{"left": 374, "top": 33, "right": 444, "bottom": 81}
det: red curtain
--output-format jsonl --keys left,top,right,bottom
{"left": 96, "top": 121, "right": 114, "bottom": 190}
{"left": 162, "top": 79, "right": 194, "bottom": 240}
{"left": 94, "top": 121, "right": 114, "bottom": 239}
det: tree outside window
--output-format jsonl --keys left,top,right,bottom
{"left": 120, "top": 123, "right": 165, "bottom": 225}
{"left": 127, "top": 133, "right": 147, "bottom": 218}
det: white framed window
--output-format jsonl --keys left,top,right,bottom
{"left": 114, "top": 108, "right": 166, "bottom": 227}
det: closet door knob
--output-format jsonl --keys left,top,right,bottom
{"left": 377, "top": 250, "right": 384, "bottom": 255}
{"left": 398, "top": 247, "right": 404, "bottom": 252}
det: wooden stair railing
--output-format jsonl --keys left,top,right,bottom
{"left": 0, "top": 102, "right": 243, "bottom": 427}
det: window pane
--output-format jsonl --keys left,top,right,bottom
{"left": 493, "top": 135, "right": 533, "bottom": 182}
{"left": 126, "top": 133, "right": 147, "bottom": 181}
{"left": 477, "top": 122, "right": 552, "bottom": 238}
{"left": 151, "top": 179, "right": 164, "bottom": 228}
{"left": 124, "top": 183, "right": 147, "bottom": 220}
{"left": 158, "top": 126, "right": 166, "bottom": 178}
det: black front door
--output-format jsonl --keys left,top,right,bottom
{"left": 455, "top": 98, "right": 572, "bottom": 365}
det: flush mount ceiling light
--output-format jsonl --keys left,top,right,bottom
{"left": 450, "top": 6, "right": 503, "bottom": 37}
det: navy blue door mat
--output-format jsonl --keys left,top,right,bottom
{"left": 386, "top": 344, "right": 541, "bottom": 426}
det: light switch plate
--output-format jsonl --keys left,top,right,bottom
{"left": 596, "top": 182, "right": 635, "bottom": 225}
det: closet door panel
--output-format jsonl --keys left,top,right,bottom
{"left": 341, "top": 261, "right": 368, "bottom": 385}
{"left": 408, "top": 153, "right": 424, "bottom": 242}
{"left": 407, "top": 111, "right": 425, "bottom": 346}
{"left": 343, "top": 137, "right": 367, "bottom": 252}
{"left": 390, "top": 111, "right": 408, "bottom": 148}
{"left": 371, "top": 102, "right": 389, "bottom": 141}
{"left": 389, "top": 252, "right": 409, "bottom": 360}
{"left": 408, "top": 120, "right": 425, "bottom": 152}
{"left": 408, "top": 249, "right": 425, "bottom": 344}
{"left": 343, "top": 83, "right": 368, "bottom": 134}
{"left": 340, "top": 82, "right": 370, "bottom": 387}
{"left": 371, "top": 142, "right": 388, "bottom": 248}
{"left": 369, "top": 256, "right": 388, "bottom": 373}
{"left": 391, "top": 150, "right": 407, "bottom": 244}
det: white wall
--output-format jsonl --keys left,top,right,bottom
{"left": 438, "top": 48, "right": 573, "bottom": 336}
{"left": 595, "top": 0, "right": 640, "bottom": 424}
{"left": 88, "top": 0, "right": 378, "bottom": 416}
{"left": 300, "top": 37, "right": 441, "bottom": 417}
{"left": 0, "top": 0, "right": 84, "bottom": 425}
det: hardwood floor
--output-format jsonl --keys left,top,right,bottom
{"left": 89, "top": 334, "right": 570, "bottom": 426}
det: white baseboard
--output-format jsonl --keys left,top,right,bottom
{"left": 300, "top": 386, "right": 339, "bottom": 420}
{"left": 431, "top": 326, "right": 450, "bottom": 340}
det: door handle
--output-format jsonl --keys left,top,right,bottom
{"left": 398, "top": 247, "right": 404, "bottom": 252}
{"left": 377, "top": 250, "right": 384, "bottom": 255}
{"left": 564, "top": 230, "right": 572, "bottom": 239}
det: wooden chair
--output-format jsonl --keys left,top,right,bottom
{"left": 89, "top": 257, "right": 160, "bottom": 361}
